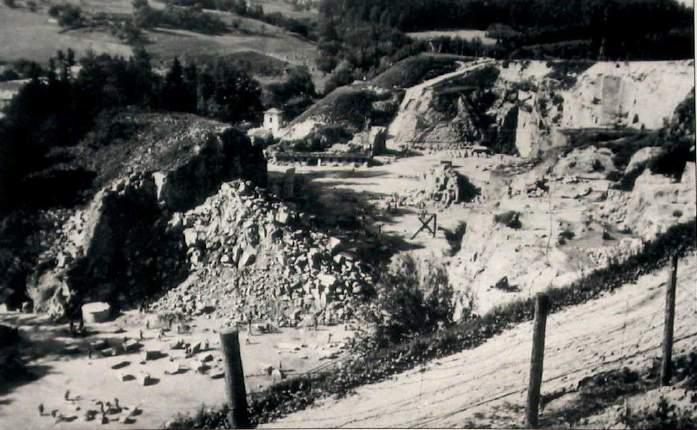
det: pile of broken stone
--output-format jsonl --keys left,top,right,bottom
{"left": 405, "top": 163, "right": 477, "bottom": 208}
{"left": 153, "top": 180, "right": 374, "bottom": 327}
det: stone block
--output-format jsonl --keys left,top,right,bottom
{"left": 117, "top": 372, "right": 135, "bottom": 382}
{"left": 139, "top": 373, "right": 154, "bottom": 386}
{"left": 142, "top": 349, "right": 162, "bottom": 361}
{"left": 82, "top": 302, "right": 112, "bottom": 323}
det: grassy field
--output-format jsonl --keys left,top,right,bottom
{"left": 0, "top": 1, "right": 325, "bottom": 88}
{"left": 257, "top": 0, "right": 318, "bottom": 21}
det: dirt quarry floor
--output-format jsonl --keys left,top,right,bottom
{"left": 265, "top": 253, "right": 697, "bottom": 428}
{"left": 0, "top": 311, "right": 352, "bottom": 429}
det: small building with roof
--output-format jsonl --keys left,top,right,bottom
{"left": 263, "top": 108, "right": 285, "bottom": 135}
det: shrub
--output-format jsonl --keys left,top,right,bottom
{"left": 648, "top": 139, "right": 693, "bottom": 181}
{"left": 456, "top": 174, "right": 480, "bottom": 203}
{"left": 368, "top": 254, "right": 455, "bottom": 347}
{"left": 558, "top": 229, "right": 575, "bottom": 245}
{"left": 0, "top": 68, "right": 20, "bottom": 82}
{"left": 546, "top": 61, "right": 594, "bottom": 89}
{"left": 620, "top": 397, "right": 697, "bottom": 430}
{"left": 591, "top": 159, "right": 605, "bottom": 172}
{"left": 492, "top": 276, "right": 519, "bottom": 292}
{"left": 494, "top": 210, "right": 522, "bottom": 229}
{"left": 48, "top": 4, "right": 83, "bottom": 28}
{"left": 443, "top": 222, "right": 467, "bottom": 256}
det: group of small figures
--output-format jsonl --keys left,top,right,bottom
{"left": 38, "top": 391, "right": 141, "bottom": 425}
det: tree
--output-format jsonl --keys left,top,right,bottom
{"left": 161, "top": 57, "right": 192, "bottom": 112}
{"left": 209, "top": 61, "right": 262, "bottom": 123}
{"left": 132, "top": 0, "right": 155, "bottom": 28}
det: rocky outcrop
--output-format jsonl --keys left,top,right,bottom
{"left": 152, "top": 127, "right": 267, "bottom": 212}
{"left": 605, "top": 162, "right": 696, "bottom": 242}
{"left": 24, "top": 115, "right": 268, "bottom": 318}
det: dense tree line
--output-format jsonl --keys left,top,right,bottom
{"left": 316, "top": 0, "right": 694, "bottom": 82}
{"left": 0, "top": 49, "right": 262, "bottom": 210}
{"left": 132, "top": 0, "right": 228, "bottom": 34}
{"left": 161, "top": 0, "right": 318, "bottom": 39}
{"left": 319, "top": 0, "right": 692, "bottom": 38}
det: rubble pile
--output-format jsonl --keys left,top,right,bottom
{"left": 405, "top": 163, "right": 480, "bottom": 207}
{"left": 153, "top": 180, "right": 374, "bottom": 326}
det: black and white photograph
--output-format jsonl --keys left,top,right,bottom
{"left": 0, "top": 0, "right": 695, "bottom": 428}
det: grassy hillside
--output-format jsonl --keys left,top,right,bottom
{"left": 256, "top": 0, "right": 318, "bottom": 21}
{"left": 371, "top": 53, "right": 470, "bottom": 89}
{"left": 0, "top": 1, "right": 319, "bottom": 74}
{"left": 0, "top": 4, "right": 132, "bottom": 64}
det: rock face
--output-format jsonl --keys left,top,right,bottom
{"left": 351, "top": 59, "right": 694, "bottom": 156}
{"left": 152, "top": 180, "right": 374, "bottom": 326}
{"left": 23, "top": 114, "right": 268, "bottom": 317}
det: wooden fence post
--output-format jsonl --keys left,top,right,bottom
{"left": 432, "top": 214, "right": 437, "bottom": 238}
{"left": 526, "top": 293, "right": 550, "bottom": 428}
{"left": 220, "top": 328, "right": 251, "bottom": 428}
{"left": 661, "top": 253, "right": 679, "bottom": 386}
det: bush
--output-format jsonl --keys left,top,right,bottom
{"left": 494, "top": 210, "right": 522, "bottom": 229}
{"left": 620, "top": 397, "right": 697, "bottom": 430}
{"left": 546, "top": 60, "right": 594, "bottom": 89}
{"left": 48, "top": 4, "right": 84, "bottom": 28}
{"left": 558, "top": 229, "right": 575, "bottom": 245}
{"left": 0, "top": 68, "right": 20, "bottom": 82}
{"left": 368, "top": 254, "right": 455, "bottom": 347}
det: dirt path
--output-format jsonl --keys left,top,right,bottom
{"left": 266, "top": 254, "right": 697, "bottom": 428}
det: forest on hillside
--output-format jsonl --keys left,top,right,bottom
{"left": 316, "top": 0, "right": 694, "bottom": 88}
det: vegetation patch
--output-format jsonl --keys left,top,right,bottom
{"left": 290, "top": 86, "right": 397, "bottom": 131}
{"left": 443, "top": 222, "right": 467, "bottom": 256}
{"left": 546, "top": 352, "right": 697, "bottom": 427}
{"left": 494, "top": 210, "right": 522, "bottom": 229}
